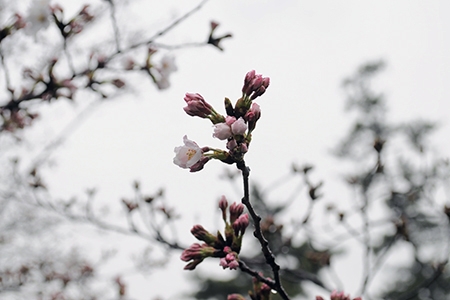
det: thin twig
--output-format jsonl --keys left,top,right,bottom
{"left": 106, "top": 0, "right": 121, "bottom": 52}
{"left": 147, "top": 0, "right": 210, "bottom": 43}
{"left": 0, "top": 47, "right": 13, "bottom": 97}
{"left": 237, "top": 160, "right": 290, "bottom": 300}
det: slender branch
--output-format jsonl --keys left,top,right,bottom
{"left": 239, "top": 260, "right": 278, "bottom": 287}
{"left": 395, "top": 261, "right": 447, "bottom": 300}
{"left": 106, "top": 0, "right": 121, "bottom": 52}
{"left": 236, "top": 160, "right": 290, "bottom": 300}
{"left": 358, "top": 192, "right": 372, "bottom": 296}
{"left": 0, "top": 47, "right": 13, "bottom": 96}
{"left": 363, "top": 234, "right": 398, "bottom": 298}
{"left": 147, "top": 0, "right": 210, "bottom": 43}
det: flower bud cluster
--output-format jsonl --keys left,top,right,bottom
{"left": 174, "top": 70, "right": 268, "bottom": 171}
{"left": 228, "top": 275, "right": 273, "bottom": 300}
{"left": 316, "top": 291, "right": 362, "bottom": 300}
{"left": 52, "top": 4, "right": 95, "bottom": 38}
{"left": 242, "top": 70, "right": 270, "bottom": 101}
{"left": 180, "top": 196, "right": 249, "bottom": 270}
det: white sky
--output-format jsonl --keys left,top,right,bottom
{"left": 6, "top": 0, "right": 450, "bottom": 299}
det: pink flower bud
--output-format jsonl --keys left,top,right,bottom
{"left": 242, "top": 70, "right": 256, "bottom": 93}
{"left": 330, "top": 291, "right": 352, "bottom": 300}
{"left": 244, "top": 103, "right": 261, "bottom": 122}
{"left": 233, "top": 213, "right": 249, "bottom": 235}
{"left": 210, "top": 21, "right": 219, "bottom": 30}
{"left": 213, "top": 123, "right": 232, "bottom": 140}
{"left": 219, "top": 195, "right": 228, "bottom": 210}
{"left": 227, "top": 294, "right": 246, "bottom": 300}
{"left": 181, "top": 243, "right": 216, "bottom": 262}
{"left": 241, "top": 70, "right": 270, "bottom": 99}
{"left": 191, "top": 225, "right": 217, "bottom": 245}
{"left": 219, "top": 257, "right": 228, "bottom": 268}
{"left": 231, "top": 117, "right": 247, "bottom": 135}
{"left": 112, "top": 78, "right": 125, "bottom": 88}
{"left": 262, "top": 77, "right": 270, "bottom": 89}
{"left": 260, "top": 283, "right": 272, "bottom": 294}
{"left": 189, "top": 156, "right": 210, "bottom": 172}
{"left": 228, "top": 259, "right": 239, "bottom": 270}
{"left": 180, "top": 243, "right": 203, "bottom": 261}
{"left": 225, "top": 116, "right": 236, "bottom": 126}
{"left": 226, "top": 139, "right": 237, "bottom": 150}
{"left": 223, "top": 246, "right": 232, "bottom": 254}
{"left": 240, "top": 143, "right": 248, "bottom": 154}
{"left": 250, "top": 75, "right": 263, "bottom": 91}
{"left": 219, "top": 196, "right": 228, "bottom": 221}
{"left": 183, "top": 93, "right": 213, "bottom": 118}
{"left": 251, "top": 86, "right": 266, "bottom": 100}
{"left": 229, "top": 202, "right": 245, "bottom": 223}
{"left": 219, "top": 249, "right": 239, "bottom": 270}
{"left": 183, "top": 259, "right": 202, "bottom": 270}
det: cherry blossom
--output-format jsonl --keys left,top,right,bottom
{"left": 173, "top": 135, "right": 203, "bottom": 169}
{"left": 156, "top": 55, "right": 177, "bottom": 90}
{"left": 25, "top": 0, "right": 52, "bottom": 38}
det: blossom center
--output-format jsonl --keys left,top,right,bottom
{"left": 186, "top": 149, "right": 197, "bottom": 160}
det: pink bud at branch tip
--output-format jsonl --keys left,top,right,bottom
{"left": 241, "top": 70, "right": 270, "bottom": 100}
{"left": 183, "top": 93, "right": 213, "bottom": 118}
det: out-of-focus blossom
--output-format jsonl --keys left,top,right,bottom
{"left": 26, "top": 0, "right": 52, "bottom": 37}
{"left": 227, "top": 294, "right": 246, "bottom": 300}
{"left": 156, "top": 55, "right": 177, "bottom": 90}
{"left": 173, "top": 135, "right": 203, "bottom": 169}
{"left": 158, "top": 55, "right": 177, "bottom": 77}
{"left": 156, "top": 77, "right": 170, "bottom": 90}
{"left": 316, "top": 291, "right": 362, "bottom": 300}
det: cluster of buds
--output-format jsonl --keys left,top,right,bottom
{"left": 127, "top": 49, "right": 178, "bottom": 90}
{"left": 316, "top": 291, "right": 362, "bottom": 300}
{"left": 52, "top": 4, "right": 95, "bottom": 38}
{"left": 180, "top": 196, "right": 249, "bottom": 270}
{"left": 0, "top": 108, "right": 39, "bottom": 133}
{"left": 228, "top": 275, "right": 272, "bottom": 300}
{"left": 173, "top": 70, "right": 268, "bottom": 171}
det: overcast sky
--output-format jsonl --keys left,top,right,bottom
{"left": 14, "top": 0, "right": 450, "bottom": 299}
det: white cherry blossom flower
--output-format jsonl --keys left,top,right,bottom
{"left": 158, "top": 55, "right": 177, "bottom": 77}
{"left": 173, "top": 135, "right": 202, "bottom": 168}
{"left": 156, "top": 55, "right": 177, "bottom": 90}
{"left": 26, "top": 0, "right": 52, "bottom": 38}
